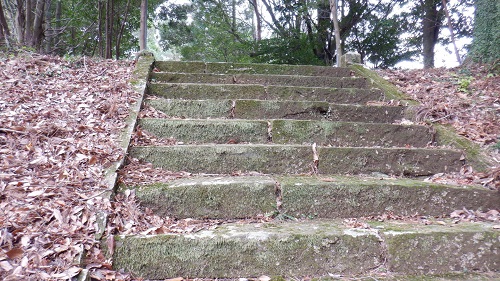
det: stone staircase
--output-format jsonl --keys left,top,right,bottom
{"left": 113, "top": 59, "right": 500, "bottom": 279}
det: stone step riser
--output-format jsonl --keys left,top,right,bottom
{"left": 129, "top": 145, "right": 462, "bottom": 176}
{"left": 138, "top": 119, "right": 434, "bottom": 148}
{"left": 112, "top": 220, "right": 499, "bottom": 278}
{"left": 145, "top": 99, "right": 406, "bottom": 123}
{"left": 150, "top": 72, "right": 368, "bottom": 88}
{"left": 154, "top": 61, "right": 353, "bottom": 77}
{"left": 127, "top": 176, "right": 500, "bottom": 220}
{"left": 148, "top": 83, "right": 384, "bottom": 104}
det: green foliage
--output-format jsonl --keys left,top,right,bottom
{"left": 471, "top": 0, "right": 500, "bottom": 63}
{"left": 456, "top": 76, "right": 473, "bottom": 93}
{"left": 157, "top": 0, "right": 254, "bottom": 62}
{"left": 347, "top": 6, "right": 419, "bottom": 68}
{"left": 252, "top": 36, "right": 324, "bottom": 65}
{"left": 493, "top": 141, "right": 500, "bottom": 152}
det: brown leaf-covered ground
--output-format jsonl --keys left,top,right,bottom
{"left": 1, "top": 53, "right": 498, "bottom": 280}
{"left": 378, "top": 66, "right": 500, "bottom": 190}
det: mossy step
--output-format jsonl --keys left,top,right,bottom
{"left": 112, "top": 220, "right": 499, "bottom": 278}
{"left": 129, "top": 145, "right": 462, "bottom": 176}
{"left": 150, "top": 72, "right": 368, "bottom": 88}
{"left": 154, "top": 61, "right": 353, "bottom": 77}
{"left": 138, "top": 118, "right": 433, "bottom": 147}
{"left": 148, "top": 83, "right": 384, "bottom": 104}
{"left": 124, "top": 175, "right": 499, "bottom": 220}
{"left": 145, "top": 98, "right": 406, "bottom": 123}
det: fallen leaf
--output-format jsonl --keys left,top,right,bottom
{"left": 6, "top": 248, "right": 23, "bottom": 259}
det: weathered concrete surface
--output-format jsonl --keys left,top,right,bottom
{"left": 272, "top": 120, "right": 433, "bottom": 147}
{"left": 138, "top": 118, "right": 269, "bottom": 144}
{"left": 129, "top": 145, "right": 462, "bottom": 176}
{"left": 150, "top": 72, "right": 368, "bottom": 88}
{"left": 318, "top": 147, "right": 463, "bottom": 176}
{"left": 112, "top": 220, "right": 384, "bottom": 278}
{"left": 154, "top": 61, "right": 353, "bottom": 77}
{"left": 129, "top": 144, "right": 313, "bottom": 174}
{"left": 138, "top": 118, "right": 433, "bottom": 147}
{"left": 134, "top": 176, "right": 277, "bottom": 219}
{"left": 381, "top": 222, "right": 500, "bottom": 275}
{"left": 148, "top": 83, "right": 384, "bottom": 104}
{"left": 112, "top": 220, "right": 499, "bottom": 279}
{"left": 145, "top": 98, "right": 233, "bottom": 119}
{"left": 279, "top": 176, "right": 500, "bottom": 218}
{"left": 146, "top": 97, "right": 405, "bottom": 122}
{"left": 234, "top": 100, "right": 405, "bottom": 123}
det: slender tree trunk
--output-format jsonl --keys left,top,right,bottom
{"left": 98, "top": 0, "right": 104, "bottom": 56}
{"left": 31, "top": 0, "right": 45, "bottom": 50}
{"left": 139, "top": 0, "right": 147, "bottom": 51}
{"left": 250, "top": 0, "right": 261, "bottom": 41}
{"left": 422, "top": 0, "right": 442, "bottom": 69}
{"left": 24, "top": 0, "right": 33, "bottom": 44}
{"left": 105, "top": 0, "right": 113, "bottom": 58}
{"left": 116, "top": 0, "right": 131, "bottom": 59}
{"left": 330, "top": 0, "right": 342, "bottom": 67}
{"left": 0, "top": 0, "right": 10, "bottom": 46}
{"left": 44, "top": 0, "right": 52, "bottom": 53}
{"left": 441, "top": 0, "right": 461, "bottom": 64}
{"left": 232, "top": 0, "right": 236, "bottom": 35}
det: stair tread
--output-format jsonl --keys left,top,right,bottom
{"left": 150, "top": 72, "right": 368, "bottom": 88}
{"left": 128, "top": 175, "right": 500, "bottom": 219}
{"left": 129, "top": 145, "right": 463, "bottom": 176}
{"left": 137, "top": 118, "right": 433, "bottom": 147}
{"left": 154, "top": 60, "right": 354, "bottom": 76}
{"left": 112, "top": 219, "right": 499, "bottom": 278}
{"left": 144, "top": 98, "right": 406, "bottom": 123}
{"left": 148, "top": 83, "right": 384, "bottom": 104}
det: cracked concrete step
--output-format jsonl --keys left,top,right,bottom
{"left": 150, "top": 72, "right": 369, "bottom": 88}
{"left": 148, "top": 83, "right": 384, "bottom": 104}
{"left": 124, "top": 175, "right": 500, "bottom": 220}
{"left": 138, "top": 118, "right": 434, "bottom": 148}
{"left": 129, "top": 145, "right": 462, "bottom": 176}
{"left": 154, "top": 61, "right": 353, "bottom": 77}
{"left": 145, "top": 98, "right": 406, "bottom": 123}
{"left": 111, "top": 220, "right": 499, "bottom": 279}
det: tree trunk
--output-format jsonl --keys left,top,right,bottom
{"left": 24, "top": 0, "right": 34, "bottom": 44}
{"left": 250, "top": 0, "right": 261, "bottom": 41}
{"left": 31, "top": 0, "right": 46, "bottom": 50}
{"left": 330, "top": 0, "right": 342, "bottom": 67}
{"left": 105, "top": 0, "right": 113, "bottom": 59}
{"left": 116, "top": 0, "right": 131, "bottom": 59}
{"left": 44, "top": 0, "right": 52, "bottom": 53}
{"left": 0, "top": 0, "right": 10, "bottom": 46}
{"left": 441, "top": 0, "right": 461, "bottom": 64}
{"left": 139, "top": 0, "right": 147, "bottom": 51}
{"left": 97, "top": 0, "right": 103, "bottom": 56}
{"left": 422, "top": 0, "right": 442, "bottom": 69}
{"left": 316, "top": 0, "right": 333, "bottom": 65}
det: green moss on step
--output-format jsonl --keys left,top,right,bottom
{"left": 434, "top": 124, "right": 492, "bottom": 172}
{"left": 349, "top": 64, "right": 417, "bottom": 105}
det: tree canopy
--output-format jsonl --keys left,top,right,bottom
{"left": 0, "top": 0, "right": 494, "bottom": 68}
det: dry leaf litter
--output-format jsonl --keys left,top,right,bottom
{"left": 1, "top": 54, "right": 499, "bottom": 280}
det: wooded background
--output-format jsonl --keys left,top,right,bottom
{"left": 0, "top": 0, "right": 497, "bottom": 67}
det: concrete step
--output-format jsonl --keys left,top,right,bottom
{"left": 129, "top": 145, "right": 462, "bottom": 176}
{"left": 148, "top": 83, "right": 384, "bottom": 104}
{"left": 125, "top": 175, "right": 500, "bottom": 220}
{"left": 145, "top": 98, "right": 406, "bottom": 123}
{"left": 112, "top": 220, "right": 499, "bottom": 279}
{"left": 138, "top": 118, "right": 434, "bottom": 147}
{"left": 154, "top": 61, "right": 353, "bottom": 77}
{"left": 150, "top": 72, "right": 369, "bottom": 88}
